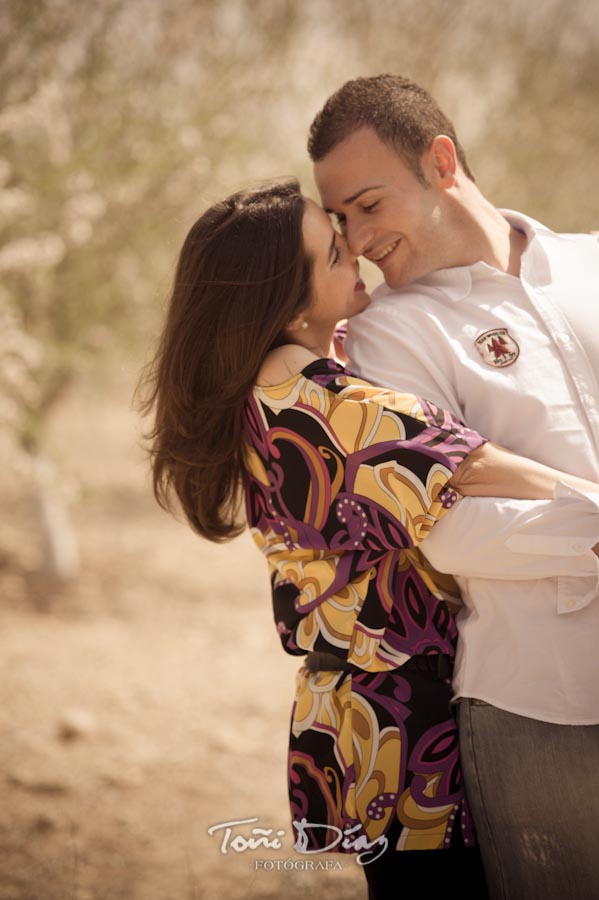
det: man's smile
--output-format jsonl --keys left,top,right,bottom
{"left": 366, "top": 238, "right": 400, "bottom": 263}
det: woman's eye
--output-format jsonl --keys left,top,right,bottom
{"left": 335, "top": 215, "right": 346, "bottom": 234}
{"left": 363, "top": 201, "right": 379, "bottom": 213}
{"left": 332, "top": 245, "right": 341, "bottom": 265}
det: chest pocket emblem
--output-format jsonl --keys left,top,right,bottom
{"left": 474, "top": 328, "right": 520, "bottom": 368}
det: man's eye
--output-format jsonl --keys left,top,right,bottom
{"left": 332, "top": 245, "right": 341, "bottom": 265}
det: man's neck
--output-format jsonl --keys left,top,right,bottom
{"left": 447, "top": 183, "right": 528, "bottom": 277}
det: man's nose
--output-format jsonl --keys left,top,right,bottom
{"left": 345, "top": 219, "right": 372, "bottom": 258}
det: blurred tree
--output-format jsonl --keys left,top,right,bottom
{"left": 0, "top": 0, "right": 597, "bottom": 586}
{"left": 0, "top": 0, "right": 315, "bottom": 582}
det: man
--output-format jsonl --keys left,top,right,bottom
{"left": 308, "top": 74, "right": 599, "bottom": 899}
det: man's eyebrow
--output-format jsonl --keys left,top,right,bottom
{"left": 342, "top": 184, "right": 384, "bottom": 206}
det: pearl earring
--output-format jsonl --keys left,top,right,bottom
{"left": 301, "top": 320, "right": 309, "bottom": 330}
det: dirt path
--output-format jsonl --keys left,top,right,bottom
{"left": 0, "top": 364, "right": 366, "bottom": 900}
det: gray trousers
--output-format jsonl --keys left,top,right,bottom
{"left": 458, "top": 699, "right": 599, "bottom": 900}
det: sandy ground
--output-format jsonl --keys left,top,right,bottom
{"left": 0, "top": 361, "right": 367, "bottom": 900}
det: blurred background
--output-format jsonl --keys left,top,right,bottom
{"left": 1, "top": 1, "right": 598, "bottom": 898}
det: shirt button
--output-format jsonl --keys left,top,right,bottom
{"left": 557, "top": 332, "right": 571, "bottom": 345}
{"left": 584, "top": 395, "right": 597, "bottom": 409}
{"left": 567, "top": 599, "right": 578, "bottom": 610}
{"left": 572, "top": 542, "right": 586, "bottom": 553}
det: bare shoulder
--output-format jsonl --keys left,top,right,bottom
{"left": 256, "top": 344, "right": 321, "bottom": 386}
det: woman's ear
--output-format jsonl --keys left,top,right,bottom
{"left": 286, "top": 312, "right": 308, "bottom": 333}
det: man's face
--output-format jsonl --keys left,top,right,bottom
{"left": 314, "top": 127, "right": 453, "bottom": 289}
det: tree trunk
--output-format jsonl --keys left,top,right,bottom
{"left": 31, "top": 452, "right": 79, "bottom": 588}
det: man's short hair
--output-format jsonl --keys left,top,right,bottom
{"left": 308, "top": 74, "right": 474, "bottom": 184}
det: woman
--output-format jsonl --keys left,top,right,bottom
{"left": 137, "top": 180, "right": 598, "bottom": 898}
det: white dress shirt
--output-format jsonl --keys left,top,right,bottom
{"left": 346, "top": 211, "right": 599, "bottom": 724}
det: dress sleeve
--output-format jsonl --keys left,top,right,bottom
{"left": 248, "top": 374, "right": 486, "bottom": 554}
{"left": 319, "top": 388, "right": 486, "bottom": 551}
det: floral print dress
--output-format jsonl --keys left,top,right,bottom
{"left": 242, "top": 358, "right": 486, "bottom": 857}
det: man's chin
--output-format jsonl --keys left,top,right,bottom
{"left": 383, "top": 270, "right": 409, "bottom": 289}
{"left": 383, "top": 264, "right": 428, "bottom": 290}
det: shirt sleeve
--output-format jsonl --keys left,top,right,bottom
{"left": 421, "top": 482, "right": 599, "bottom": 614}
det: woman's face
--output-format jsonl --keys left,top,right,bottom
{"left": 301, "top": 198, "right": 370, "bottom": 329}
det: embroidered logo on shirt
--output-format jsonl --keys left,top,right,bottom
{"left": 474, "top": 328, "right": 520, "bottom": 367}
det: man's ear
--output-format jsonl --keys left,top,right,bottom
{"left": 427, "top": 135, "right": 458, "bottom": 188}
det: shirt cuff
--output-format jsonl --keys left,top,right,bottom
{"left": 504, "top": 480, "right": 599, "bottom": 615}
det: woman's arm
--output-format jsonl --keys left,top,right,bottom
{"left": 449, "top": 441, "right": 599, "bottom": 499}
{"left": 448, "top": 442, "right": 599, "bottom": 557}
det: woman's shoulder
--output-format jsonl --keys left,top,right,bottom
{"left": 255, "top": 344, "right": 324, "bottom": 387}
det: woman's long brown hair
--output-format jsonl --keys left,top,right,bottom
{"left": 135, "top": 180, "right": 312, "bottom": 541}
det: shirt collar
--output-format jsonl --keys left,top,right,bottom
{"left": 409, "top": 209, "right": 556, "bottom": 302}
{"left": 416, "top": 266, "right": 474, "bottom": 302}
{"left": 501, "top": 208, "right": 555, "bottom": 288}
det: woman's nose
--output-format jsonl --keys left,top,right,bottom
{"left": 345, "top": 243, "right": 358, "bottom": 264}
